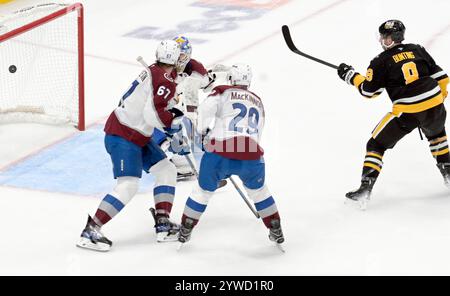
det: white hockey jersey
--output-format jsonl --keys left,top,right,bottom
{"left": 197, "top": 85, "right": 265, "bottom": 160}
{"left": 104, "top": 64, "right": 178, "bottom": 147}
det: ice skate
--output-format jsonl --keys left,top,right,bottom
{"left": 76, "top": 216, "right": 112, "bottom": 252}
{"left": 177, "top": 171, "right": 196, "bottom": 181}
{"left": 345, "top": 177, "right": 376, "bottom": 210}
{"left": 177, "top": 218, "right": 195, "bottom": 250}
{"left": 437, "top": 163, "right": 450, "bottom": 189}
{"left": 150, "top": 208, "right": 180, "bottom": 242}
{"left": 268, "top": 219, "right": 285, "bottom": 252}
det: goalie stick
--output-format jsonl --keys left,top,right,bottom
{"left": 281, "top": 25, "right": 339, "bottom": 69}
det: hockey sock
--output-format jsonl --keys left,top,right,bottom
{"left": 362, "top": 151, "right": 384, "bottom": 179}
{"left": 254, "top": 196, "right": 281, "bottom": 229}
{"left": 153, "top": 185, "right": 175, "bottom": 217}
{"left": 181, "top": 197, "right": 208, "bottom": 227}
{"left": 93, "top": 194, "right": 125, "bottom": 227}
{"left": 181, "top": 185, "right": 214, "bottom": 226}
{"left": 150, "top": 159, "right": 177, "bottom": 217}
{"left": 92, "top": 177, "right": 139, "bottom": 227}
{"left": 429, "top": 136, "right": 450, "bottom": 163}
{"left": 245, "top": 185, "right": 280, "bottom": 229}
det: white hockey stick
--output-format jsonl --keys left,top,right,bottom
{"left": 228, "top": 176, "right": 260, "bottom": 219}
{"left": 136, "top": 56, "right": 150, "bottom": 69}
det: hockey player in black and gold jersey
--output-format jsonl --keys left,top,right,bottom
{"left": 337, "top": 20, "right": 449, "bottom": 209}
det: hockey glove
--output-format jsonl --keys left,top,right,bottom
{"left": 203, "top": 71, "right": 217, "bottom": 92}
{"left": 163, "top": 123, "right": 182, "bottom": 135}
{"left": 164, "top": 105, "right": 185, "bottom": 135}
{"left": 168, "top": 133, "right": 191, "bottom": 155}
{"left": 169, "top": 105, "right": 184, "bottom": 119}
{"left": 337, "top": 63, "right": 356, "bottom": 85}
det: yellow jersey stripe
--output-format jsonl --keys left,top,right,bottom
{"left": 364, "top": 162, "right": 381, "bottom": 172}
{"left": 432, "top": 148, "right": 450, "bottom": 156}
{"left": 429, "top": 136, "right": 447, "bottom": 145}
{"left": 366, "top": 152, "right": 383, "bottom": 159}
{"left": 392, "top": 93, "right": 443, "bottom": 114}
{"left": 372, "top": 113, "right": 395, "bottom": 139}
{"left": 353, "top": 74, "right": 365, "bottom": 88}
{"left": 438, "top": 77, "right": 449, "bottom": 99}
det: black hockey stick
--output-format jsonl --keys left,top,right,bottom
{"left": 282, "top": 25, "right": 339, "bottom": 69}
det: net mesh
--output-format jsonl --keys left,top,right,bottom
{"left": 0, "top": 3, "right": 80, "bottom": 127}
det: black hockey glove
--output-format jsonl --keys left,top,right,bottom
{"left": 169, "top": 106, "right": 184, "bottom": 119}
{"left": 337, "top": 63, "right": 356, "bottom": 85}
{"left": 164, "top": 106, "right": 185, "bottom": 135}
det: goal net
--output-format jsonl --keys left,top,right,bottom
{"left": 0, "top": 2, "right": 85, "bottom": 130}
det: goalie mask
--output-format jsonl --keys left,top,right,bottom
{"left": 228, "top": 63, "right": 252, "bottom": 87}
{"left": 173, "top": 35, "right": 192, "bottom": 72}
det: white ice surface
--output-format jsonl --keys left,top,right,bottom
{"left": 1, "top": 0, "right": 450, "bottom": 275}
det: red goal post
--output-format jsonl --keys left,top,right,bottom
{"left": 0, "top": 3, "right": 85, "bottom": 131}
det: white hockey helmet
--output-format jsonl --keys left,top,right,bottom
{"left": 156, "top": 40, "right": 181, "bottom": 65}
{"left": 227, "top": 63, "right": 252, "bottom": 87}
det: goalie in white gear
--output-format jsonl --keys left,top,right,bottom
{"left": 152, "top": 36, "right": 216, "bottom": 181}
{"left": 77, "top": 40, "right": 185, "bottom": 252}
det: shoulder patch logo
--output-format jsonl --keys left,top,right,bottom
{"left": 139, "top": 70, "right": 148, "bottom": 82}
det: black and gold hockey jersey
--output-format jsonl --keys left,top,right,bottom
{"left": 350, "top": 43, "right": 449, "bottom": 115}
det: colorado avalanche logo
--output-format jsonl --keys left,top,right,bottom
{"left": 164, "top": 73, "right": 175, "bottom": 82}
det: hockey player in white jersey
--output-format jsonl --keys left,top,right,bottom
{"left": 177, "top": 63, "right": 284, "bottom": 247}
{"left": 152, "top": 36, "right": 215, "bottom": 181}
{"left": 77, "top": 40, "right": 189, "bottom": 252}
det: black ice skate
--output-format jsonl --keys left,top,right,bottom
{"left": 76, "top": 215, "right": 112, "bottom": 252}
{"left": 345, "top": 177, "right": 376, "bottom": 210}
{"left": 437, "top": 163, "right": 450, "bottom": 188}
{"left": 150, "top": 208, "right": 180, "bottom": 242}
{"left": 176, "top": 171, "right": 196, "bottom": 181}
{"left": 177, "top": 218, "right": 195, "bottom": 250}
{"left": 268, "top": 219, "right": 285, "bottom": 252}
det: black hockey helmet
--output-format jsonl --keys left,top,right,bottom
{"left": 378, "top": 20, "right": 405, "bottom": 42}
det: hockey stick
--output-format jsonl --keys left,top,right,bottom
{"left": 183, "top": 151, "right": 199, "bottom": 177}
{"left": 281, "top": 25, "right": 339, "bottom": 69}
{"left": 229, "top": 176, "right": 260, "bottom": 219}
{"left": 136, "top": 56, "right": 150, "bottom": 69}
